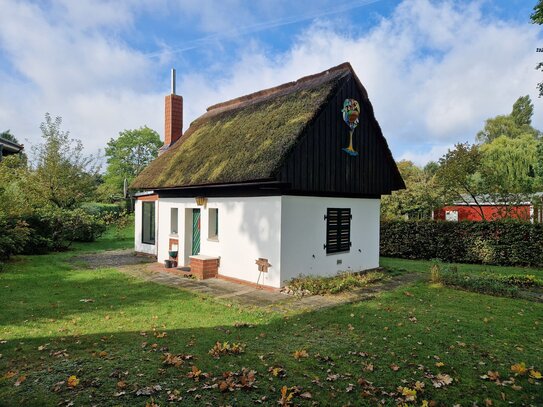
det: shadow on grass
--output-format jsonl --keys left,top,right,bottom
{"left": 0, "top": 254, "right": 186, "bottom": 330}
{"left": 1, "top": 282, "right": 542, "bottom": 407}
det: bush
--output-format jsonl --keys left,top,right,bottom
{"left": 430, "top": 262, "right": 520, "bottom": 297}
{"left": 497, "top": 274, "right": 541, "bottom": 288}
{"left": 381, "top": 220, "right": 543, "bottom": 267}
{"left": 81, "top": 202, "right": 122, "bottom": 219}
{"left": 284, "top": 271, "right": 384, "bottom": 296}
{"left": 440, "top": 272, "right": 519, "bottom": 298}
{"left": 20, "top": 207, "right": 106, "bottom": 253}
{"left": 0, "top": 216, "right": 31, "bottom": 261}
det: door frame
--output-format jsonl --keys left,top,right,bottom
{"left": 191, "top": 208, "right": 201, "bottom": 256}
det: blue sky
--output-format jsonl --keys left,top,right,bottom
{"left": 0, "top": 0, "right": 542, "bottom": 165}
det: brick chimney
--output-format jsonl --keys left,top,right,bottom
{"left": 164, "top": 68, "right": 183, "bottom": 147}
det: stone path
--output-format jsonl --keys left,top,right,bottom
{"left": 71, "top": 249, "right": 155, "bottom": 269}
{"left": 117, "top": 261, "right": 423, "bottom": 312}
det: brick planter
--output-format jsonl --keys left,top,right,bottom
{"left": 189, "top": 255, "right": 219, "bottom": 280}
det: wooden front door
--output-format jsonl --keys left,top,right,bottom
{"left": 192, "top": 209, "right": 201, "bottom": 255}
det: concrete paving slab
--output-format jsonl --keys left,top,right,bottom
{"left": 114, "top": 260, "right": 423, "bottom": 313}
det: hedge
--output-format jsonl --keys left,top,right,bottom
{"left": 380, "top": 220, "right": 543, "bottom": 267}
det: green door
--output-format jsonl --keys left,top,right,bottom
{"left": 192, "top": 209, "right": 201, "bottom": 255}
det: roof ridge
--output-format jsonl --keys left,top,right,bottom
{"left": 206, "top": 62, "right": 353, "bottom": 113}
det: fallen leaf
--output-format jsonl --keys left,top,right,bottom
{"left": 435, "top": 362, "right": 445, "bottom": 367}
{"left": 398, "top": 386, "right": 417, "bottom": 401}
{"left": 511, "top": 362, "right": 527, "bottom": 375}
{"left": 299, "top": 391, "right": 312, "bottom": 399}
{"left": 432, "top": 373, "right": 453, "bottom": 388}
{"left": 390, "top": 364, "right": 400, "bottom": 371}
{"left": 529, "top": 370, "right": 542, "bottom": 380}
{"left": 269, "top": 366, "right": 287, "bottom": 378}
{"left": 293, "top": 349, "right": 309, "bottom": 360}
{"left": 363, "top": 363, "right": 374, "bottom": 372}
{"left": 4, "top": 371, "right": 17, "bottom": 379}
{"left": 487, "top": 371, "right": 500, "bottom": 382}
{"left": 14, "top": 375, "right": 26, "bottom": 387}
{"left": 136, "top": 384, "right": 162, "bottom": 396}
{"left": 67, "top": 375, "right": 80, "bottom": 388}
{"left": 208, "top": 341, "right": 245, "bottom": 359}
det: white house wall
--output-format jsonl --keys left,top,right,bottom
{"left": 280, "top": 196, "right": 380, "bottom": 284}
{"left": 134, "top": 199, "right": 158, "bottom": 256}
{"left": 156, "top": 196, "right": 283, "bottom": 288}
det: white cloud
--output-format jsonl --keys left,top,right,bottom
{"left": 398, "top": 144, "right": 453, "bottom": 167}
{"left": 0, "top": 0, "right": 541, "bottom": 167}
{"left": 0, "top": 0, "right": 162, "bottom": 153}
{"left": 175, "top": 0, "right": 543, "bottom": 165}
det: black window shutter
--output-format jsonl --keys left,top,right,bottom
{"left": 325, "top": 208, "right": 351, "bottom": 254}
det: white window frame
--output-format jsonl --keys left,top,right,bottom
{"left": 208, "top": 208, "right": 219, "bottom": 241}
{"left": 170, "top": 207, "right": 178, "bottom": 235}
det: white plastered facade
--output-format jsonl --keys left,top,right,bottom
{"left": 135, "top": 195, "right": 380, "bottom": 288}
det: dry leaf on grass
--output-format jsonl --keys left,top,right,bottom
{"left": 269, "top": 366, "right": 287, "bottom": 378}
{"left": 390, "top": 364, "right": 400, "bottom": 371}
{"left": 432, "top": 373, "right": 453, "bottom": 388}
{"left": 14, "top": 375, "right": 26, "bottom": 387}
{"left": 67, "top": 375, "right": 79, "bottom": 388}
{"left": 511, "top": 362, "right": 527, "bottom": 375}
{"left": 293, "top": 349, "right": 309, "bottom": 360}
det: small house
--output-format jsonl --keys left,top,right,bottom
{"left": 0, "top": 136, "right": 24, "bottom": 161}
{"left": 131, "top": 63, "right": 405, "bottom": 289}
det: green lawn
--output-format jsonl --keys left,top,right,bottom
{"left": 0, "top": 230, "right": 542, "bottom": 406}
{"left": 381, "top": 256, "right": 543, "bottom": 279}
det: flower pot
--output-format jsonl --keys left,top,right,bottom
{"left": 164, "top": 260, "right": 173, "bottom": 268}
{"left": 168, "top": 250, "right": 178, "bottom": 259}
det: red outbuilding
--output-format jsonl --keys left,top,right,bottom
{"left": 433, "top": 194, "right": 543, "bottom": 223}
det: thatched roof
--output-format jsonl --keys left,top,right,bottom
{"left": 131, "top": 64, "right": 352, "bottom": 190}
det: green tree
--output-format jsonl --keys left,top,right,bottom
{"left": 99, "top": 126, "right": 161, "bottom": 201}
{"left": 423, "top": 161, "right": 439, "bottom": 177}
{"left": 435, "top": 143, "right": 487, "bottom": 220}
{"left": 532, "top": 0, "right": 543, "bottom": 97}
{"left": 381, "top": 160, "right": 442, "bottom": 220}
{"left": 480, "top": 134, "right": 539, "bottom": 195}
{"left": 511, "top": 95, "right": 534, "bottom": 126}
{"left": 29, "top": 113, "right": 100, "bottom": 209}
{"left": 476, "top": 96, "right": 540, "bottom": 143}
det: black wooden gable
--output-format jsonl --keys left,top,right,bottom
{"left": 151, "top": 63, "right": 404, "bottom": 199}
{"left": 276, "top": 71, "right": 405, "bottom": 197}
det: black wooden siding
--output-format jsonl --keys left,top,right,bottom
{"left": 277, "top": 73, "right": 404, "bottom": 197}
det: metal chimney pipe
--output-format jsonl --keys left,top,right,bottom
{"left": 171, "top": 68, "right": 176, "bottom": 95}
